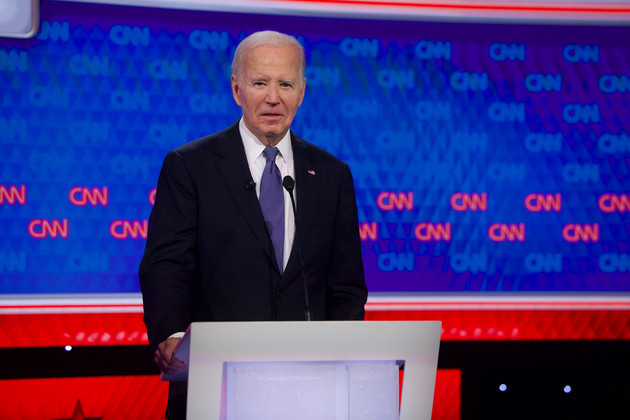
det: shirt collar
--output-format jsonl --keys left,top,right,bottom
{"left": 240, "top": 118, "right": 292, "bottom": 167}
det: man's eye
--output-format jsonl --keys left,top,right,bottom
{"left": 253, "top": 81, "right": 266, "bottom": 86}
{"left": 280, "top": 83, "right": 293, "bottom": 88}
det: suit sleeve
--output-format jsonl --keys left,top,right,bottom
{"left": 139, "top": 149, "right": 198, "bottom": 352}
{"left": 326, "top": 162, "right": 368, "bottom": 320}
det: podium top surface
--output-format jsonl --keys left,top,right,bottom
{"left": 164, "top": 320, "right": 441, "bottom": 381}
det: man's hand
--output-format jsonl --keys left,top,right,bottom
{"left": 154, "top": 337, "right": 186, "bottom": 375}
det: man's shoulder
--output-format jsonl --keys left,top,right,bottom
{"left": 172, "top": 121, "right": 240, "bottom": 158}
{"left": 292, "top": 132, "right": 345, "bottom": 166}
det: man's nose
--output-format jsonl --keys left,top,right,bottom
{"left": 266, "top": 83, "right": 280, "bottom": 103}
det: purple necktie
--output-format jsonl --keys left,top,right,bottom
{"left": 260, "top": 147, "right": 284, "bottom": 274}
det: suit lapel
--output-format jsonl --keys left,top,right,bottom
{"left": 281, "top": 134, "right": 319, "bottom": 284}
{"left": 215, "top": 123, "right": 275, "bottom": 264}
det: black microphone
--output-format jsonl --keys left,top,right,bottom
{"left": 244, "top": 180, "right": 256, "bottom": 191}
{"left": 283, "top": 175, "right": 312, "bottom": 321}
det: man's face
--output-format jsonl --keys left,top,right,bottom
{"left": 232, "top": 44, "right": 306, "bottom": 147}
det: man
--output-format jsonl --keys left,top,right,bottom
{"left": 139, "top": 30, "right": 367, "bottom": 419}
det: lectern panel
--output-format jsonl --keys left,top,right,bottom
{"left": 223, "top": 361, "right": 399, "bottom": 420}
{"left": 176, "top": 321, "right": 440, "bottom": 420}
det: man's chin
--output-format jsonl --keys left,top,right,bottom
{"left": 260, "top": 132, "right": 284, "bottom": 146}
{"left": 258, "top": 126, "right": 289, "bottom": 144}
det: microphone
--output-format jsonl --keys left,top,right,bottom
{"left": 244, "top": 180, "right": 256, "bottom": 191}
{"left": 283, "top": 175, "right": 312, "bottom": 321}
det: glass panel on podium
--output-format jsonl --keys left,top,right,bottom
{"left": 223, "top": 360, "right": 402, "bottom": 420}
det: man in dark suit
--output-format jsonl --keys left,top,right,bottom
{"left": 139, "top": 30, "right": 367, "bottom": 419}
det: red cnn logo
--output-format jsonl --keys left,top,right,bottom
{"left": 110, "top": 220, "right": 148, "bottom": 239}
{"left": 562, "top": 223, "right": 599, "bottom": 242}
{"left": 525, "top": 193, "right": 562, "bottom": 212}
{"left": 599, "top": 193, "right": 630, "bottom": 213}
{"left": 377, "top": 191, "right": 414, "bottom": 211}
{"left": 0, "top": 185, "right": 26, "bottom": 205}
{"left": 415, "top": 223, "right": 451, "bottom": 241}
{"left": 451, "top": 192, "right": 487, "bottom": 211}
{"left": 359, "top": 222, "right": 378, "bottom": 241}
{"left": 28, "top": 219, "right": 69, "bottom": 238}
{"left": 69, "top": 186, "right": 109, "bottom": 206}
{"left": 149, "top": 188, "right": 156, "bottom": 205}
{"left": 488, "top": 223, "right": 525, "bottom": 242}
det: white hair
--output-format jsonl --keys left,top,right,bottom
{"left": 231, "top": 30, "right": 305, "bottom": 82}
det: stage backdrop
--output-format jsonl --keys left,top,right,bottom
{"left": 1, "top": 1, "right": 629, "bottom": 295}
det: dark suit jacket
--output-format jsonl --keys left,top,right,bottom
{"left": 139, "top": 123, "right": 367, "bottom": 418}
{"left": 139, "top": 121, "right": 367, "bottom": 417}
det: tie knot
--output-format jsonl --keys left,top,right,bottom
{"left": 263, "top": 147, "right": 279, "bottom": 163}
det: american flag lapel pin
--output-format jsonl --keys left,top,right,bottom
{"left": 308, "top": 170, "right": 316, "bottom": 176}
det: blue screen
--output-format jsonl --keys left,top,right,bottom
{"left": 1, "top": 1, "right": 629, "bottom": 294}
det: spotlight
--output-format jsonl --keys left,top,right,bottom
{"left": 563, "top": 385, "right": 572, "bottom": 394}
{"left": 64, "top": 345, "right": 72, "bottom": 351}
{"left": 0, "top": 0, "right": 39, "bottom": 38}
{"left": 499, "top": 384, "right": 507, "bottom": 392}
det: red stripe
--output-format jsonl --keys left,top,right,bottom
{"left": 0, "top": 376, "right": 168, "bottom": 420}
{"left": 0, "top": 370, "right": 462, "bottom": 420}
{"left": 1, "top": 307, "right": 629, "bottom": 347}
{"left": 286, "top": 0, "right": 630, "bottom": 14}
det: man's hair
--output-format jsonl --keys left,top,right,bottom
{"left": 231, "top": 30, "right": 305, "bottom": 83}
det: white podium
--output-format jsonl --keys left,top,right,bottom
{"left": 163, "top": 321, "right": 441, "bottom": 420}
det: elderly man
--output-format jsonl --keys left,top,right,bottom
{"left": 139, "top": 30, "right": 367, "bottom": 419}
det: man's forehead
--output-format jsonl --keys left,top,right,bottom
{"left": 244, "top": 44, "right": 300, "bottom": 62}
{"left": 250, "top": 75, "right": 297, "bottom": 82}
{"left": 244, "top": 56, "right": 301, "bottom": 77}
{"left": 238, "top": 44, "right": 304, "bottom": 82}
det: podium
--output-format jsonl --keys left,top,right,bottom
{"left": 163, "top": 321, "right": 441, "bottom": 420}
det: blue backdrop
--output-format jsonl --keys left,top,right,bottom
{"left": 1, "top": 1, "right": 629, "bottom": 294}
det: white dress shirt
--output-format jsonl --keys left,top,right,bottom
{"left": 239, "top": 118, "right": 296, "bottom": 271}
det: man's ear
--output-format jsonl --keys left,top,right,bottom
{"left": 298, "top": 77, "right": 306, "bottom": 107}
{"left": 231, "top": 75, "right": 242, "bottom": 106}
